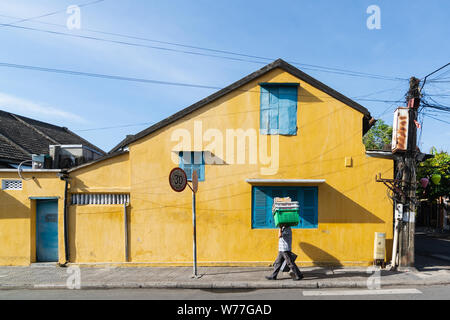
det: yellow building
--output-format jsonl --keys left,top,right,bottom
{"left": 0, "top": 59, "right": 393, "bottom": 266}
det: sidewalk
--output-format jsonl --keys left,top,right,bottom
{"left": 1, "top": 265, "right": 450, "bottom": 290}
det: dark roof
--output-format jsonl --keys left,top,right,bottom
{"left": 110, "top": 59, "right": 374, "bottom": 153}
{"left": 0, "top": 110, "right": 105, "bottom": 163}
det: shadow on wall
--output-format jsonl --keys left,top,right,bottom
{"left": 0, "top": 190, "right": 29, "bottom": 219}
{"left": 299, "top": 242, "right": 343, "bottom": 267}
{"left": 318, "top": 183, "right": 385, "bottom": 224}
{"left": 294, "top": 183, "right": 391, "bottom": 266}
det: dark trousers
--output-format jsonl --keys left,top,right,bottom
{"left": 270, "top": 251, "right": 303, "bottom": 279}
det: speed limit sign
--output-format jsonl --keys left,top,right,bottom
{"left": 169, "top": 168, "right": 188, "bottom": 192}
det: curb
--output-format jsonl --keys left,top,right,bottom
{"left": 2, "top": 280, "right": 450, "bottom": 290}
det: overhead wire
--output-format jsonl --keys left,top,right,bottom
{"left": 0, "top": 11, "right": 408, "bottom": 82}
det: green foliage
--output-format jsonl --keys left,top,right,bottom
{"left": 363, "top": 120, "right": 393, "bottom": 150}
{"left": 417, "top": 147, "right": 450, "bottom": 200}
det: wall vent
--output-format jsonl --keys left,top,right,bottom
{"left": 71, "top": 193, "right": 130, "bottom": 205}
{"left": 1, "top": 180, "right": 23, "bottom": 190}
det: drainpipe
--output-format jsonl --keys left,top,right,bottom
{"left": 58, "top": 172, "right": 70, "bottom": 266}
{"left": 124, "top": 202, "right": 129, "bottom": 262}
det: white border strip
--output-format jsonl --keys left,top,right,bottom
{"left": 303, "top": 289, "right": 422, "bottom": 296}
{"left": 246, "top": 179, "right": 326, "bottom": 184}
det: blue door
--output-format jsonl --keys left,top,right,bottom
{"left": 36, "top": 200, "right": 58, "bottom": 262}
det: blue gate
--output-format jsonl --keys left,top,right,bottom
{"left": 36, "top": 200, "right": 58, "bottom": 262}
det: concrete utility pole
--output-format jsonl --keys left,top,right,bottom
{"left": 399, "top": 77, "right": 421, "bottom": 268}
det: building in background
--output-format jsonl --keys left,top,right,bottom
{"left": 0, "top": 110, "right": 105, "bottom": 169}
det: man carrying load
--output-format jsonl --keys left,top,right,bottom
{"left": 265, "top": 198, "right": 304, "bottom": 281}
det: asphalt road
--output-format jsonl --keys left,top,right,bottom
{"left": 0, "top": 285, "right": 449, "bottom": 300}
{"left": 415, "top": 233, "right": 450, "bottom": 271}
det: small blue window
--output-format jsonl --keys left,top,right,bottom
{"left": 251, "top": 186, "right": 318, "bottom": 229}
{"left": 179, "top": 152, "right": 205, "bottom": 181}
{"left": 260, "top": 84, "right": 298, "bottom": 135}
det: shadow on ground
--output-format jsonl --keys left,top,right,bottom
{"left": 415, "top": 233, "right": 450, "bottom": 271}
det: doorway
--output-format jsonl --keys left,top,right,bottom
{"left": 36, "top": 200, "right": 58, "bottom": 262}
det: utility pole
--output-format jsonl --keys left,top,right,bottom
{"left": 398, "top": 77, "right": 421, "bottom": 268}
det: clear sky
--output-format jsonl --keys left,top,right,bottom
{"left": 0, "top": 0, "right": 449, "bottom": 152}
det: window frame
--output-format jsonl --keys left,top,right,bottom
{"left": 179, "top": 151, "right": 205, "bottom": 182}
{"left": 259, "top": 83, "right": 299, "bottom": 136}
{"left": 251, "top": 185, "right": 318, "bottom": 229}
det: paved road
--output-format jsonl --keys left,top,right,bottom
{"left": 415, "top": 233, "right": 450, "bottom": 271}
{"left": 0, "top": 285, "right": 449, "bottom": 300}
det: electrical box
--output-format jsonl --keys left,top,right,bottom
{"left": 395, "top": 203, "right": 403, "bottom": 220}
{"left": 392, "top": 108, "right": 409, "bottom": 153}
{"left": 374, "top": 232, "right": 386, "bottom": 261}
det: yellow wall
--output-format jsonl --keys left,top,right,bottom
{"left": 124, "top": 67, "right": 393, "bottom": 266}
{"left": 0, "top": 68, "right": 394, "bottom": 267}
{"left": 68, "top": 205, "right": 126, "bottom": 263}
{"left": 0, "top": 172, "right": 65, "bottom": 266}
{"left": 68, "top": 153, "right": 130, "bottom": 263}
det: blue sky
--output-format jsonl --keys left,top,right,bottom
{"left": 0, "top": 0, "right": 449, "bottom": 152}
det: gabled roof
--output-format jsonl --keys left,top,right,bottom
{"left": 0, "top": 110, "right": 105, "bottom": 164}
{"left": 110, "top": 59, "right": 374, "bottom": 153}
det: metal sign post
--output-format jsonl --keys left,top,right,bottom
{"left": 169, "top": 168, "right": 200, "bottom": 278}
{"left": 191, "top": 170, "right": 199, "bottom": 278}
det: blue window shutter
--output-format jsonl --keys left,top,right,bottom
{"left": 278, "top": 86, "right": 298, "bottom": 135}
{"left": 260, "top": 84, "right": 298, "bottom": 136}
{"left": 300, "top": 188, "right": 318, "bottom": 229}
{"left": 266, "top": 188, "right": 276, "bottom": 228}
{"left": 179, "top": 152, "right": 185, "bottom": 171}
{"left": 260, "top": 87, "right": 270, "bottom": 134}
{"left": 268, "top": 87, "right": 279, "bottom": 134}
{"left": 179, "top": 152, "right": 205, "bottom": 181}
{"left": 253, "top": 187, "right": 268, "bottom": 228}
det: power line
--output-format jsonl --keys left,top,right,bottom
{"left": 352, "top": 83, "right": 405, "bottom": 99}
{"left": 375, "top": 94, "right": 407, "bottom": 118}
{"left": 421, "top": 62, "right": 450, "bottom": 90}
{"left": 77, "top": 122, "right": 154, "bottom": 132}
{"left": 75, "top": 98, "right": 403, "bottom": 133}
{"left": 0, "top": 14, "right": 407, "bottom": 82}
{"left": 0, "top": 61, "right": 411, "bottom": 103}
{"left": 424, "top": 114, "right": 450, "bottom": 125}
{"left": 0, "top": 61, "right": 225, "bottom": 90}
{"left": 0, "top": 60, "right": 409, "bottom": 133}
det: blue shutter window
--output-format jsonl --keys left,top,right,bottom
{"left": 179, "top": 152, "right": 205, "bottom": 181}
{"left": 260, "top": 86, "right": 270, "bottom": 135}
{"left": 260, "top": 84, "right": 298, "bottom": 136}
{"left": 251, "top": 186, "right": 318, "bottom": 229}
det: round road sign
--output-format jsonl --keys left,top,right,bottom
{"left": 169, "top": 168, "right": 188, "bottom": 192}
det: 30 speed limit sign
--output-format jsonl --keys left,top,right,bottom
{"left": 169, "top": 168, "right": 188, "bottom": 192}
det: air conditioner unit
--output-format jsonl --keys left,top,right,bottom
{"left": 49, "top": 145, "right": 103, "bottom": 169}
{"left": 392, "top": 107, "right": 409, "bottom": 153}
{"left": 32, "top": 154, "right": 52, "bottom": 169}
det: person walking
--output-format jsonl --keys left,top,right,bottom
{"left": 265, "top": 224, "right": 303, "bottom": 281}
